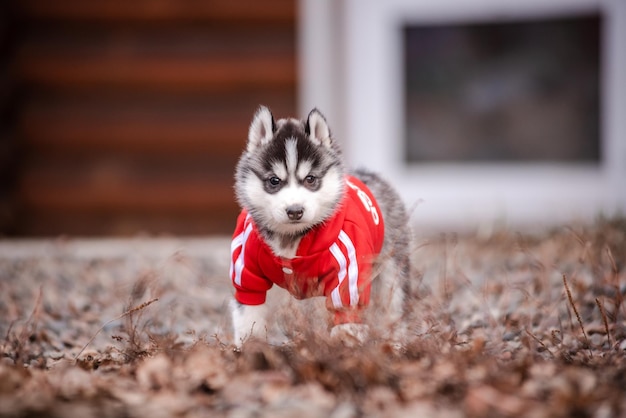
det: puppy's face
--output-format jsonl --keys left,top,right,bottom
{"left": 235, "top": 107, "right": 345, "bottom": 236}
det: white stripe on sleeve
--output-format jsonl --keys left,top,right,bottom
{"left": 233, "top": 222, "right": 254, "bottom": 286}
{"left": 229, "top": 231, "right": 245, "bottom": 279}
{"left": 338, "top": 230, "right": 359, "bottom": 306}
{"left": 329, "top": 242, "right": 347, "bottom": 308}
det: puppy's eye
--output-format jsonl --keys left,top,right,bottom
{"left": 264, "top": 176, "right": 282, "bottom": 193}
{"left": 303, "top": 175, "right": 319, "bottom": 189}
{"left": 267, "top": 176, "right": 281, "bottom": 187}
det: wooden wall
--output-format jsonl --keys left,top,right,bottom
{"left": 4, "top": 0, "right": 297, "bottom": 236}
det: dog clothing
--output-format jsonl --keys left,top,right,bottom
{"left": 230, "top": 175, "right": 385, "bottom": 324}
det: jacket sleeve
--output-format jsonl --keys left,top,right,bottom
{"left": 324, "top": 222, "right": 375, "bottom": 325}
{"left": 229, "top": 213, "right": 273, "bottom": 305}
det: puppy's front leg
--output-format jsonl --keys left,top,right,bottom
{"left": 231, "top": 300, "right": 268, "bottom": 346}
{"left": 330, "top": 323, "right": 370, "bottom": 347}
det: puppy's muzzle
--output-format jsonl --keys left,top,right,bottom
{"left": 286, "top": 205, "right": 304, "bottom": 221}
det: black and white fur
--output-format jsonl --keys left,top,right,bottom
{"left": 232, "top": 106, "right": 411, "bottom": 345}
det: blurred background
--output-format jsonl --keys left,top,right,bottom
{"left": 0, "top": 0, "right": 297, "bottom": 236}
{"left": 0, "top": 0, "right": 624, "bottom": 237}
{"left": 302, "top": 0, "right": 625, "bottom": 232}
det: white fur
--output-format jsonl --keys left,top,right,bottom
{"left": 296, "top": 160, "right": 314, "bottom": 180}
{"left": 271, "top": 177, "right": 341, "bottom": 234}
{"left": 271, "top": 162, "right": 288, "bottom": 180}
{"left": 371, "top": 259, "right": 407, "bottom": 340}
{"left": 243, "top": 163, "right": 344, "bottom": 239}
{"left": 247, "top": 106, "right": 274, "bottom": 152}
{"left": 285, "top": 139, "right": 299, "bottom": 175}
{"left": 232, "top": 301, "right": 268, "bottom": 346}
{"left": 233, "top": 107, "right": 410, "bottom": 348}
{"left": 330, "top": 323, "right": 370, "bottom": 347}
{"left": 267, "top": 237, "right": 301, "bottom": 259}
{"left": 307, "top": 110, "right": 331, "bottom": 148}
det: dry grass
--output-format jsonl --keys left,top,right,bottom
{"left": 0, "top": 218, "right": 625, "bottom": 417}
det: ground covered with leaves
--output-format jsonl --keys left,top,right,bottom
{"left": 1, "top": 218, "right": 625, "bottom": 417}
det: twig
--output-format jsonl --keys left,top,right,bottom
{"left": 562, "top": 274, "right": 592, "bottom": 357}
{"left": 605, "top": 246, "right": 624, "bottom": 322}
{"left": 595, "top": 298, "right": 612, "bottom": 348}
{"left": 18, "top": 286, "right": 43, "bottom": 342}
{"left": 1, "top": 320, "right": 15, "bottom": 356}
{"left": 525, "top": 329, "right": 555, "bottom": 358}
{"left": 606, "top": 246, "right": 618, "bottom": 275}
{"left": 74, "top": 298, "right": 158, "bottom": 362}
{"left": 14, "top": 286, "right": 44, "bottom": 364}
{"left": 439, "top": 234, "right": 450, "bottom": 301}
{"left": 548, "top": 329, "right": 576, "bottom": 363}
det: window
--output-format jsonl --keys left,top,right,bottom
{"left": 404, "top": 15, "right": 601, "bottom": 163}
{"left": 300, "top": 0, "right": 626, "bottom": 227}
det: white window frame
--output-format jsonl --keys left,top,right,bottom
{"left": 299, "top": 0, "right": 626, "bottom": 230}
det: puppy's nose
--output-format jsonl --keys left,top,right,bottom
{"left": 286, "top": 205, "right": 304, "bottom": 221}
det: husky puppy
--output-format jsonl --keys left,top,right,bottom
{"left": 230, "top": 106, "right": 411, "bottom": 345}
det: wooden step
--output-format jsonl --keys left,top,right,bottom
{"left": 18, "top": 159, "right": 237, "bottom": 213}
{"left": 16, "top": 51, "right": 295, "bottom": 93}
{"left": 19, "top": 103, "right": 248, "bottom": 158}
{"left": 19, "top": 94, "right": 295, "bottom": 157}
{"left": 9, "top": 0, "right": 297, "bottom": 236}
{"left": 15, "top": 0, "right": 296, "bottom": 25}
{"left": 16, "top": 209, "right": 240, "bottom": 236}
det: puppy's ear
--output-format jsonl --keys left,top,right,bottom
{"left": 305, "top": 108, "right": 332, "bottom": 148}
{"left": 247, "top": 105, "right": 275, "bottom": 152}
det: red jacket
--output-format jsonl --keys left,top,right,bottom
{"left": 230, "top": 175, "right": 385, "bottom": 324}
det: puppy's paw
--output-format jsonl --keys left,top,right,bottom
{"left": 231, "top": 301, "right": 268, "bottom": 347}
{"left": 330, "top": 323, "right": 369, "bottom": 347}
